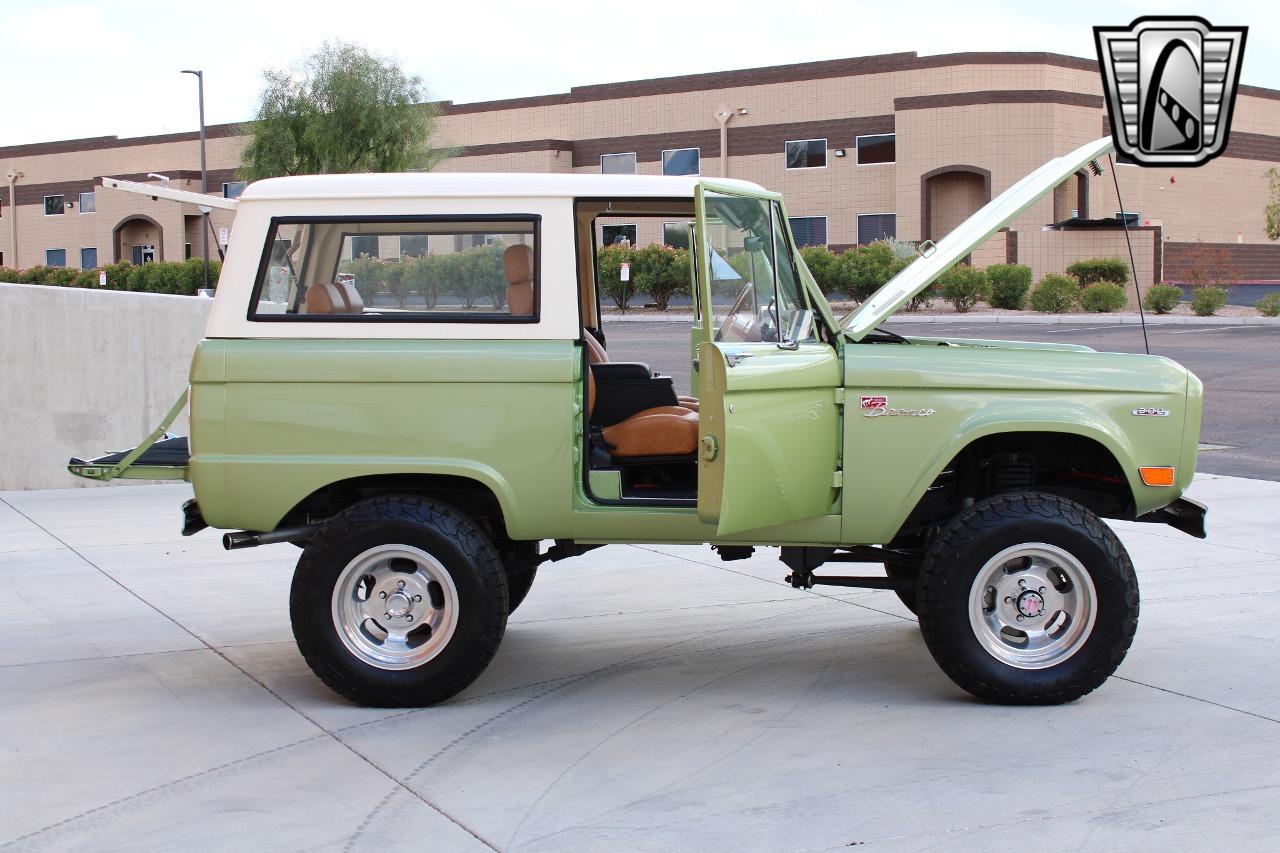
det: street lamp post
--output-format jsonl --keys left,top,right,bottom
{"left": 181, "top": 69, "right": 209, "bottom": 292}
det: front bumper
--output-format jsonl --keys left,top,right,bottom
{"left": 1136, "top": 497, "right": 1207, "bottom": 539}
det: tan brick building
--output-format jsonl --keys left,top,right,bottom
{"left": 3, "top": 50, "right": 1279, "bottom": 286}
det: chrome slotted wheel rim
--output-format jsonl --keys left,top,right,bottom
{"left": 968, "top": 543, "right": 1097, "bottom": 670}
{"left": 331, "top": 545, "right": 459, "bottom": 670}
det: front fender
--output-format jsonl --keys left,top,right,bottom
{"left": 841, "top": 346, "right": 1190, "bottom": 544}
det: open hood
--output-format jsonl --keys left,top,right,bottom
{"left": 842, "top": 136, "right": 1116, "bottom": 340}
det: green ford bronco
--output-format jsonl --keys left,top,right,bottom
{"left": 75, "top": 136, "right": 1205, "bottom": 707}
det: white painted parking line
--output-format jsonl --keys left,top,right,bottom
{"left": 1166, "top": 325, "right": 1252, "bottom": 334}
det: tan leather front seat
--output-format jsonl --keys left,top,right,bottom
{"left": 589, "top": 367, "right": 697, "bottom": 457}
{"left": 504, "top": 244, "right": 535, "bottom": 316}
{"left": 305, "top": 281, "right": 364, "bottom": 315}
{"left": 584, "top": 332, "right": 699, "bottom": 412}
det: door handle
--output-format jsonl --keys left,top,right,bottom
{"left": 725, "top": 352, "right": 754, "bottom": 367}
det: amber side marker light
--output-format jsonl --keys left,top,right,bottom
{"left": 1139, "top": 467, "right": 1176, "bottom": 487}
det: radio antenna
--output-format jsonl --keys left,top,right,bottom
{"left": 1106, "top": 154, "right": 1150, "bottom": 355}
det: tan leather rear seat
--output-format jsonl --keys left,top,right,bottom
{"left": 503, "top": 245, "right": 535, "bottom": 316}
{"left": 305, "top": 281, "right": 364, "bottom": 315}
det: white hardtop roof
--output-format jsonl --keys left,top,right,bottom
{"left": 239, "top": 172, "right": 768, "bottom": 202}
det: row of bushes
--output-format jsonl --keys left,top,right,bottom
{"left": 597, "top": 244, "right": 691, "bottom": 310}
{"left": 338, "top": 243, "right": 510, "bottom": 309}
{"left": 0, "top": 259, "right": 222, "bottom": 295}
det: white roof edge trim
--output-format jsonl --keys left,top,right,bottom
{"left": 842, "top": 136, "right": 1116, "bottom": 340}
{"left": 100, "top": 177, "right": 239, "bottom": 211}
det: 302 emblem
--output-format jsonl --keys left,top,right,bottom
{"left": 861, "top": 396, "right": 936, "bottom": 418}
{"left": 1132, "top": 407, "right": 1171, "bottom": 417}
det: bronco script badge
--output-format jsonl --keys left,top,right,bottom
{"left": 861, "top": 396, "right": 936, "bottom": 418}
{"left": 1095, "top": 16, "right": 1247, "bottom": 167}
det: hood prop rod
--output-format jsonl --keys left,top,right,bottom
{"left": 1104, "top": 154, "right": 1151, "bottom": 355}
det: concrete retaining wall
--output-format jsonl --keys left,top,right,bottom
{"left": 0, "top": 283, "right": 211, "bottom": 490}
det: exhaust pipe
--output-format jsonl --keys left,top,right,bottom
{"left": 222, "top": 524, "right": 318, "bottom": 550}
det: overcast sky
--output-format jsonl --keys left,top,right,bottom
{"left": 2, "top": 0, "right": 1276, "bottom": 147}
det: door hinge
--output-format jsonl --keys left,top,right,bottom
{"left": 833, "top": 388, "right": 845, "bottom": 406}
{"left": 832, "top": 470, "right": 844, "bottom": 489}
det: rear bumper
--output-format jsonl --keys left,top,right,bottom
{"left": 1136, "top": 497, "right": 1207, "bottom": 539}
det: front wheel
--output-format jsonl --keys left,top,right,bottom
{"left": 917, "top": 492, "right": 1138, "bottom": 705}
{"left": 290, "top": 496, "right": 508, "bottom": 707}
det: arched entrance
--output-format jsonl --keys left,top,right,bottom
{"left": 921, "top": 166, "right": 991, "bottom": 242}
{"left": 113, "top": 215, "right": 165, "bottom": 264}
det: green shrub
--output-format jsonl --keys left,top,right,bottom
{"left": 402, "top": 253, "right": 444, "bottom": 308}
{"left": 839, "top": 241, "right": 899, "bottom": 301}
{"left": 72, "top": 270, "right": 98, "bottom": 288}
{"left": 101, "top": 261, "right": 133, "bottom": 290}
{"left": 177, "top": 257, "right": 221, "bottom": 294}
{"left": 633, "top": 243, "right": 689, "bottom": 309}
{"left": 799, "top": 246, "right": 840, "bottom": 295}
{"left": 1082, "top": 281, "right": 1128, "bottom": 313}
{"left": 986, "top": 264, "right": 1033, "bottom": 309}
{"left": 0, "top": 266, "right": 19, "bottom": 282}
{"left": 904, "top": 281, "right": 937, "bottom": 312}
{"left": 1191, "top": 285, "right": 1229, "bottom": 316}
{"left": 597, "top": 244, "right": 636, "bottom": 310}
{"left": 1030, "top": 274, "right": 1082, "bottom": 313}
{"left": 339, "top": 255, "right": 385, "bottom": 305}
{"left": 1066, "top": 257, "right": 1129, "bottom": 286}
{"left": 938, "top": 265, "right": 990, "bottom": 313}
{"left": 1256, "top": 291, "right": 1280, "bottom": 317}
{"left": 1144, "top": 284, "right": 1183, "bottom": 314}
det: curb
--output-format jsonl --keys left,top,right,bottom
{"left": 602, "top": 311, "right": 1280, "bottom": 326}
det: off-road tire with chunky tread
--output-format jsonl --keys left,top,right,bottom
{"left": 916, "top": 491, "right": 1138, "bottom": 705}
{"left": 290, "top": 495, "right": 508, "bottom": 707}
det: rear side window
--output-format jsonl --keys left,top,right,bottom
{"left": 249, "top": 216, "right": 540, "bottom": 322}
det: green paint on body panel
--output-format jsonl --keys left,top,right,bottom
{"left": 190, "top": 339, "right": 577, "bottom": 537}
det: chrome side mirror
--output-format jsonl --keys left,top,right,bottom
{"left": 779, "top": 309, "right": 813, "bottom": 350}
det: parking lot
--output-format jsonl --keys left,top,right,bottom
{"left": 3, "top": 469, "right": 1279, "bottom": 851}
{"left": 605, "top": 319, "right": 1280, "bottom": 481}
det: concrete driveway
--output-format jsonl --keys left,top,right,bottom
{"left": 2, "top": 475, "right": 1278, "bottom": 851}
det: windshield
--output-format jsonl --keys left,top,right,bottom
{"left": 702, "top": 192, "right": 813, "bottom": 344}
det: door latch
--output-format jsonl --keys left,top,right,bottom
{"left": 700, "top": 434, "right": 719, "bottom": 461}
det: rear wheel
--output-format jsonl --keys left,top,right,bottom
{"left": 290, "top": 495, "right": 507, "bottom": 707}
{"left": 916, "top": 491, "right": 1138, "bottom": 705}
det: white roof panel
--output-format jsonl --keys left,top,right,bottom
{"left": 239, "top": 172, "right": 767, "bottom": 202}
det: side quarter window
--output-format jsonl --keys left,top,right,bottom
{"left": 248, "top": 216, "right": 540, "bottom": 322}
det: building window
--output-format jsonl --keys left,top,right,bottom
{"left": 46, "top": 249, "right": 67, "bottom": 267}
{"left": 661, "top": 148, "right": 700, "bottom": 176}
{"left": 600, "top": 153, "right": 637, "bottom": 175}
{"left": 789, "top": 217, "right": 828, "bottom": 247}
{"left": 223, "top": 181, "right": 248, "bottom": 199}
{"left": 400, "top": 235, "right": 430, "bottom": 257}
{"left": 601, "top": 224, "right": 637, "bottom": 246}
{"left": 80, "top": 247, "right": 98, "bottom": 269}
{"left": 784, "top": 139, "right": 827, "bottom": 170}
{"left": 857, "top": 213, "right": 897, "bottom": 244}
{"left": 78, "top": 191, "right": 96, "bottom": 214}
{"left": 663, "top": 221, "right": 692, "bottom": 249}
{"left": 856, "top": 134, "right": 895, "bottom": 165}
{"left": 44, "top": 195, "right": 65, "bottom": 216}
{"left": 1116, "top": 211, "right": 1141, "bottom": 225}
{"left": 349, "top": 235, "right": 380, "bottom": 259}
